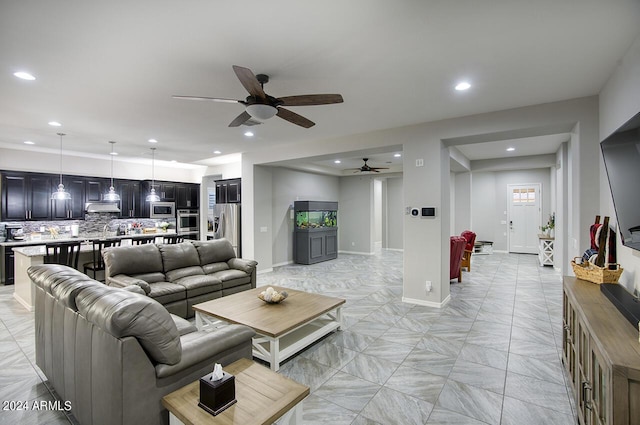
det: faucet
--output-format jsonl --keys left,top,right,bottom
{"left": 103, "top": 224, "right": 109, "bottom": 238}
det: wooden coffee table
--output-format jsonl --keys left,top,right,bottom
{"left": 193, "top": 286, "right": 345, "bottom": 371}
{"left": 162, "top": 358, "right": 310, "bottom": 425}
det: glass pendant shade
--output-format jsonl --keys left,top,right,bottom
{"left": 145, "top": 187, "right": 160, "bottom": 202}
{"left": 103, "top": 141, "right": 121, "bottom": 201}
{"left": 51, "top": 132, "right": 71, "bottom": 200}
{"left": 146, "top": 147, "right": 160, "bottom": 201}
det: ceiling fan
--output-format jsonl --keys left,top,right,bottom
{"left": 173, "top": 65, "right": 344, "bottom": 128}
{"left": 347, "top": 158, "right": 389, "bottom": 173}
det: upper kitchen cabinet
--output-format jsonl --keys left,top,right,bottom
{"left": 141, "top": 181, "right": 175, "bottom": 202}
{"left": 1, "top": 172, "right": 53, "bottom": 221}
{"left": 85, "top": 178, "right": 111, "bottom": 202}
{"left": 215, "top": 178, "right": 241, "bottom": 204}
{"left": 116, "top": 179, "right": 142, "bottom": 218}
{"left": 51, "top": 176, "right": 85, "bottom": 220}
{"left": 176, "top": 183, "right": 200, "bottom": 209}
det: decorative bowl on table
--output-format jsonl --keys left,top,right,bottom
{"left": 258, "top": 287, "right": 288, "bottom": 304}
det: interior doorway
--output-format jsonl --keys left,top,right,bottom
{"left": 507, "top": 183, "right": 542, "bottom": 254}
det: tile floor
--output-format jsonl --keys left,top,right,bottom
{"left": 0, "top": 250, "right": 577, "bottom": 425}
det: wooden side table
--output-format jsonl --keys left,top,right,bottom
{"left": 162, "top": 358, "right": 309, "bottom": 425}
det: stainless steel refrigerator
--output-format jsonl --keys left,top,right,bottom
{"left": 212, "top": 203, "right": 241, "bottom": 256}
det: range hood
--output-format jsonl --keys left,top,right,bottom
{"left": 85, "top": 202, "right": 121, "bottom": 213}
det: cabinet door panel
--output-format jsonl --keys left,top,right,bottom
{"left": 29, "top": 175, "right": 53, "bottom": 220}
{"left": 86, "top": 178, "right": 109, "bottom": 202}
{"left": 309, "top": 236, "right": 324, "bottom": 259}
{"left": 2, "top": 174, "right": 29, "bottom": 220}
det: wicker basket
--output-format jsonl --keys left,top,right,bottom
{"left": 571, "top": 257, "right": 623, "bottom": 284}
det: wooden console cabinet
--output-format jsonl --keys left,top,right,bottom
{"left": 563, "top": 277, "right": 640, "bottom": 425}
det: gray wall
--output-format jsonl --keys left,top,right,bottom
{"left": 338, "top": 175, "right": 374, "bottom": 254}
{"left": 599, "top": 33, "right": 640, "bottom": 293}
{"left": 271, "top": 168, "right": 340, "bottom": 266}
{"left": 386, "top": 177, "right": 404, "bottom": 250}
{"left": 471, "top": 168, "right": 551, "bottom": 251}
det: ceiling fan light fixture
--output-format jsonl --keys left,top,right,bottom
{"left": 246, "top": 104, "right": 277, "bottom": 121}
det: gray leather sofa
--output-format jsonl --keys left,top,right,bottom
{"left": 28, "top": 264, "right": 255, "bottom": 425}
{"left": 103, "top": 239, "right": 257, "bottom": 318}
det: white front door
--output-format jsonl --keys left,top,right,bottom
{"left": 508, "top": 184, "right": 542, "bottom": 254}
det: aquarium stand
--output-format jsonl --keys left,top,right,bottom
{"left": 294, "top": 201, "right": 338, "bottom": 265}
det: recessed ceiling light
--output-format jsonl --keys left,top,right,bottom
{"left": 394, "top": 153, "right": 402, "bottom": 158}
{"left": 244, "top": 131, "right": 254, "bottom": 137}
{"left": 170, "top": 160, "right": 177, "bottom": 163}
{"left": 506, "top": 147, "right": 515, "bottom": 152}
{"left": 24, "top": 140, "right": 35, "bottom": 145}
{"left": 148, "top": 138, "right": 158, "bottom": 143}
{"left": 14, "top": 71, "right": 36, "bottom": 80}
{"left": 48, "top": 121, "right": 62, "bottom": 127}
{"left": 213, "top": 150, "right": 222, "bottom": 155}
{"left": 334, "top": 160, "right": 341, "bottom": 164}
{"left": 455, "top": 82, "right": 471, "bottom": 91}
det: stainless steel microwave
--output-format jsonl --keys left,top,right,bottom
{"left": 150, "top": 202, "right": 175, "bottom": 219}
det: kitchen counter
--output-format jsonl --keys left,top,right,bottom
{"left": 0, "top": 229, "right": 176, "bottom": 247}
{"left": 9, "top": 230, "right": 177, "bottom": 311}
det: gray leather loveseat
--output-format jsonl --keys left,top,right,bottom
{"left": 103, "top": 239, "right": 257, "bottom": 318}
{"left": 28, "top": 264, "right": 255, "bottom": 425}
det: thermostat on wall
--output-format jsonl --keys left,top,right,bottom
{"left": 421, "top": 207, "right": 436, "bottom": 217}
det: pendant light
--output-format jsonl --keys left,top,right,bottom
{"left": 103, "top": 141, "right": 121, "bottom": 201}
{"left": 145, "top": 147, "right": 160, "bottom": 202}
{"left": 51, "top": 132, "right": 71, "bottom": 200}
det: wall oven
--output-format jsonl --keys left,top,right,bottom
{"left": 150, "top": 202, "right": 175, "bottom": 219}
{"left": 177, "top": 209, "right": 200, "bottom": 240}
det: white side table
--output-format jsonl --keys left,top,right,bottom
{"left": 538, "top": 235, "right": 554, "bottom": 266}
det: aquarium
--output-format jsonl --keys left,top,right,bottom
{"left": 294, "top": 201, "right": 338, "bottom": 230}
{"left": 296, "top": 210, "right": 337, "bottom": 229}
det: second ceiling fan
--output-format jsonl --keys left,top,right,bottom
{"left": 173, "top": 65, "right": 343, "bottom": 128}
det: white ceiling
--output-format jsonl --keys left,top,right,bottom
{"left": 1, "top": 1, "right": 639, "bottom": 171}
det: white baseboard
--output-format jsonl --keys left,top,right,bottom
{"left": 272, "top": 260, "right": 294, "bottom": 268}
{"left": 13, "top": 293, "right": 33, "bottom": 312}
{"left": 257, "top": 268, "right": 274, "bottom": 275}
{"left": 402, "top": 295, "right": 451, "bottom": 309}
{"left": 384, "top": 248, "right": 404, "bottom": 252}
{"left": 338, "top": 250, "right": 375, "bottom": 256}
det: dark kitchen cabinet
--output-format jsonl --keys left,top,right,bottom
{"left": 116, "top": 179, "right": 142, "bottom": 218}
{"left": 177, "top": 183, "right": 200, "bottom": 209}
{"left": 141, "top": 181, "right": 176, "bottom": 202}
{"left": 52, "top": 176, "right": 85, "bottom": 220}
{"left": 1, "top": 172, "right": 53, "bottom": 220}
{"left": 215, "top": 178, "right": 241, "bottom": 204}
{"left": 86, "top": 178, "right": 111, "bottom": 202}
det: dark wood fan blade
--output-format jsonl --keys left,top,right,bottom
{"left": 278, "top": 94, "right": 344, "bottom": 106}
{"left": 369, "top": 167, "right": 389, "bottom": 170}
{"left": 232, "top": 65, "right": 266, "bottom": 100}
{"left": 276, "top": 108, "right": 315, "bottom": 128}
{"left": 173, "top": 95, "right": 242, "bottom": 104}
{"left": 228, "top": 111, "right": 252, "bottom": 127}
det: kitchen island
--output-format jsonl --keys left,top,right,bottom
{"left": 11, "top": 231, "right": 175, "bottom": 311}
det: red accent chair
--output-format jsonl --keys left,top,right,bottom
{"left": 460, "top": 230, "right": 477, "bottom": 272}
{"left": 450, "top": 236, "right": 466, "bottom": 282}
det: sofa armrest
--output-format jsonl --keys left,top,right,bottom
{"left": 227, "top": 258, "right": 258, "bottom": 274}
{"left": 155, "top": 324, "right": 255, "bottom": 379}
{"left": 108, "top": 274, "right": 151, "bottom": 295}
{"left": 120, "top": 285, "right": 147, "bottom": 295}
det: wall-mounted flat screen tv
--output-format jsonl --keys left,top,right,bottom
{"left": 600, "top": 112, "right": 640, "bottom": 251}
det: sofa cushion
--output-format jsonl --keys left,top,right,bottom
{"left": 210, "top": 270, "right": 251, "bottom": 289}
{"left": 202, "top": 262, "right": 229, "bottom": 274}
{"left": 192, "top": 239, "right": 236, "bottom": 265}
{"left": 103, "top": 244, "right": 163, "bottom": 276}
{"left": 172, "top": 275, "right": 222, "bottom": 297}
{"left": 131, "top": 272, "right": 167, "bottom": 284}
{"left": 75, "top": 284, "right": 182, "bottom": 365}
{"left": 159, "top": 243, "right": 201, "bottom": 272}
{"left": 165, "top": 266, "right": 204, "bottom": 283}
{"left": 147, "top": 282, "right": 186, "bottom": 305}
{"left": 28, "top": 265, "right": 103, "bottom": 311}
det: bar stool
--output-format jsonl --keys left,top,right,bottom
{"left": 45, "top": 241, "right": 82, "bottom": 269}
{"left": 162, "top": 234, "right": 184, "bottom": 244}
{"left": 131, "top": 235, "right": 156, "bottom": 245}
{"left": 83, "top": 239, "right": 121, "bottom": 280}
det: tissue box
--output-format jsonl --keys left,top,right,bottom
{"left": 198, "top": 371, "right": 236, "bottom": 416}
